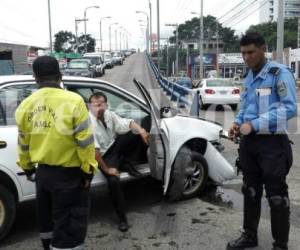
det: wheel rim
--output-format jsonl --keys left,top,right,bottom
{"left": 183, "top": 160, "right": 205, "bottom": 196}
{"left": 0, "top": 199, "right": 5, "bottom": 226}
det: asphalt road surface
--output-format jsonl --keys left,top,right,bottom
{"left": 1, "top": 53, "right": 299, "bottom": 250}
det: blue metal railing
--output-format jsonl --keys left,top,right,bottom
{"left": 146, "top": 54, "right": 200, "bottom": 116}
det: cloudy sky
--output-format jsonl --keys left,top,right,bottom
{"left": 0, "top": 0, "right": 260, "bottom": 50}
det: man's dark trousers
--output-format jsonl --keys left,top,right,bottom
{"left": 239, "top": 134, "right": 292, "bottom": 249}
{"left": 36, "top": 165, "right": 89, "bottom": 250}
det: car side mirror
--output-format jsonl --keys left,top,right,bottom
{"left": 160, "top": 106, "right": 177, "bottom": 118}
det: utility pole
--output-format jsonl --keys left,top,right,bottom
{"left": 176, "top": 25, "right": 179, "bottom": 75}
{"left": 75, "top": 18, "right": 87, "bottom": 53}
{"left": 276, "top": 0, "right": 284, "bottom": 64}
{"left": 47, "top": 0, "right": 53, "bottom": 53}
{"left": 157, "top": 0, "right": 161, "bottom": 71}
{"left": 298, "top": 17, "right": 300, "bottom": 48}
{"left": 216, "top": 22, "right": 219, "bottom": 77}
{"left": 199, "top": 0, "right": 204, "bottom": 79}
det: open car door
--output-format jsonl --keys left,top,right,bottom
{"left": 133, "top": 79, "right": 171, "bottom": 192}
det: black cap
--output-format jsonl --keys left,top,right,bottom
{"left": 32, "top": 56, "right": 60, "bottom": 77}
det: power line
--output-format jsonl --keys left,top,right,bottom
{"left": 217, "top": 0, "right": 252, "bottom": 22}
{"left": 229, "top": 0, "right": 268, "bottom": 28}
{"left": 222, "top": 0, "right": 259, "bottom": 26}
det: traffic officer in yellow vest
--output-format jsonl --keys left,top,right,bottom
{"left": 15, "top": 56, "right": 98, "bottom": 250}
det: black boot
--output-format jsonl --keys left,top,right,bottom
{"left": 269, "top": 196, "right": 290, "bottom": 250}
{"left": 271, "top": 247, "right": 288, "bottom": 250}
{"left": 227, "top": 192, "right": 261, "bottom": 249}
{"left": 41, "top": 239, "right": 51, "bottom": 250}
{"left": 227, "top": 231, "right": 258, "bottom": 250}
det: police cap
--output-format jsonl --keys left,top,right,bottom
{"left": 32, "top": 56, "right": 60, "bottom": 77}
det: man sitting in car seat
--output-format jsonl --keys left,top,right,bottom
{"left": 89, "top": 92, "right": 150, "bottom": 232}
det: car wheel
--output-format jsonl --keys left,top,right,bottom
{"left": 230, "top": 104, "right": 238, "bottom": 111}
{"left": 167, "top": 147, "right": 208, "bottom": 201}
{"left": 0, "top": 184, "right": 16, "bottom": 241}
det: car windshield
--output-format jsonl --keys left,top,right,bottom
{"left": 113, "top": 52, "right": 121, "bottom": 57}
{"left": 105, "top": 55, "right": 111, "bottom": 59}
{"left": 83, "top": 57, "right": 99, "bottom": 65}
{"left": 206, "top": 79, "right": 235, "bottom": 87}
{"left": 68, "top": 61, "right": 89, "bottom": 69}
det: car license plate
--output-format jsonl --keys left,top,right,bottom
{"left": 220, "top": 91, "right": 227, "bottom": 94}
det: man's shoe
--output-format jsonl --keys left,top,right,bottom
{"left": 123, "top": 163, "right": 142, "bottom": 177}
{"left": 118, "top": 221, "right": 129, "bottom": 232}
{"left": 227, "top": 232, "right": 258, "bottom": 249}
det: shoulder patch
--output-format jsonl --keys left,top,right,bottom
{"left": 269, "top": 67, "right": 281, "bottom": 76}
{"left": 277, "top": 80, "right": 287, "bottom": 97}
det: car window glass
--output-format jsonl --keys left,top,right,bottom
{"left": 66, "top": 84, "right": 149, "bottom": 122}
{"left": 206, "top": 79, "right": 234, "bottom": 87}
{"left": 0, "top": 84, "right": 38, "bottom": 126}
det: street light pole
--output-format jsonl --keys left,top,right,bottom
{"left": 149, "top": 0, "right": 152, "bottom": 53}
{"left": 165, "top": 23, "right": 179, "bottom": 75}
{"left": 157, "top": 0, "right": 161, "bottom": 71}
{"left": 109, "top": 22, "right": 118, "bottom": 52}
{"left": 136, "top": 11, "right": 150, "bottom": 53}
{"left": 84, "top": 5, "right": 99, "bottom": 53}
{"left": 100, "top": 16, "right": 111, "bottom": 52}
{"left": 47, "top": 0, "right": 53, "bottom": 53}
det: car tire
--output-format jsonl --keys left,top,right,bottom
{"left": 167, "top": 147, "right": 208, "bottom": 201}
{"left": 230, "top": 104, "right": 238, "bottom": 111}
{"left": 0, "top": 184, "right": 16, "bottom": 241}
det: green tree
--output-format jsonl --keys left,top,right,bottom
{"left": 76, "top": 34, "right": 96, "bottom": 54}
{"left": 246, "top": 18, "right": 298, "bottom": 51}
{"left": 169, "top": 15, "right": 239, "bottom": 53}
{"left": 54, "top": 31, "right": 96, "bottom": 54}
{"left": 54, "top": 31, "right": 76, "bottom": 53}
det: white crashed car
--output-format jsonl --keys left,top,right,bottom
{"left": 0, "top": 75, "right": 235, "bottom": 240}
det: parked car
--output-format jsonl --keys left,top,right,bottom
{"left": 124, "top": 50, "right": 132, "bottom": 57}
{"left": 196, "top": 78, "right": 240, "bottom": 110}
{"left": 64, "top": 59, "right": 96, "bottom": 78}
{"left": 0, "top": 75, "right": 235, "bottom": 240}
{"left": 83, "top": 52, "right": 106, "bottom": 76}
{"left": 104, "top": 52, "right": 114, "bottom": 69}
{"left": 112, "top": 52, "right": 123, "bottom": 65}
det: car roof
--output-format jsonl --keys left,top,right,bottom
{"left": 0, "top": 75, "right": 146, "bottom": 105}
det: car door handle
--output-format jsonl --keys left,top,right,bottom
{"left": 0, "top": 140, "right": 7, "bottom": 149}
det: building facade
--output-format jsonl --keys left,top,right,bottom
{"left": 260, "top": 0, "right": 300, "bottom": 23}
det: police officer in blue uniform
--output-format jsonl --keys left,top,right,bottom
{"left": 227, "top": 32, "right": 297, "bottom": 250}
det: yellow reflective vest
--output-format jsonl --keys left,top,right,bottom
{"left": 15, "top": 87, "right": 98, "bottom": 175}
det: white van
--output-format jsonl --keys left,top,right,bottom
{"left": 83, "top": 52, "right": 106, "bottom": 77}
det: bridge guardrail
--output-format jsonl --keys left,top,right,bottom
{"left": 146, "top": 53, "right": 200, "bottom": 116}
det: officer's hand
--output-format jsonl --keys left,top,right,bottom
{"left": 229, "top": 123, "right": 240, "bottom": 139}
{"left": 140, "top": 129, "right": 150, "bottom": 145}
{"left": 107, "top": 167, "right": 120, "bottom": 177}
{"left": 240, "top": 122, "right": 253, "bottom": 135}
